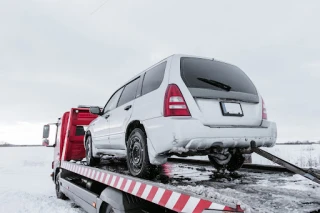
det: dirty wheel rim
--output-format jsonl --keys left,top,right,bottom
{"left": 129, "top": 136, "right": 143, "bottom": 174}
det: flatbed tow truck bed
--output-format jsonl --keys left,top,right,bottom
{"left": 59, "top": 160, "right": 243, "bottom": 213}
{"left": 59, "top": 159, "right": 320, "bottom": 213}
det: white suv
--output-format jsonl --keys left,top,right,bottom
{"left": 85, "top": 54, "right": 277, "bottom": 177}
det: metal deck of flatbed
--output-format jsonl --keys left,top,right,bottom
{"left": 61, "top": 159, "right": 320, "bottom": 213}
{"left": 61, "top": 161, "right": 242, "bottom": 213}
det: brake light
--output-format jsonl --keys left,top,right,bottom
{"left": 262, "top": 98, "right": 267, "bottom": 120}
{"left": 52, "top": 161, "right": 54, "bottom": 169}
{"left": 164, "top": 84, "right": 190, "bottom": 117}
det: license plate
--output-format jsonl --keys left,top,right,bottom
{"left": 220, "top": 102, "right": 243, "bottom": 116}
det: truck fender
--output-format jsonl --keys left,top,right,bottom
{"left": 98, "top": 187, "right": 143, "bottom": 212}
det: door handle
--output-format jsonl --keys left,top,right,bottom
{"left": 124, "top": 105, "right": 132, "bottom": 111}
{"left": 105, "top": 114, "right": 110, "bottom": 119}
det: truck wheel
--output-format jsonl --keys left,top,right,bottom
{"left": 105, "top": 205, "right": 115, "bottom": 213}
{"left": 85, "top": 136, "right": 100, "bottom": 167}
{"left": 127, "top": 128, "right": 155, "bottom": 178}
{"left": 56, "top": 175, "right": 67, "bottom": 200}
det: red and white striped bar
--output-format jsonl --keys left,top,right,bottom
{"left": 61, "top": 161, "right": 243, "bottom": 213}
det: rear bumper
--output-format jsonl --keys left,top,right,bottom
{"left": 142, "top": 117, "right": 277, "bottom": 164}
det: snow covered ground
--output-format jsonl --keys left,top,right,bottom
{"left": 0, "top": 147, "right": 85, "bottom": 213}
{"left": 253, "top": 144, "right": 320, "bottom": 168}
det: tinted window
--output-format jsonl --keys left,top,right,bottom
{"left": 117, "top": 78, "right": 140, "bottom": 107}
{"left": 141, "top": 62, "right": 166, "bottom": 96}
{"left": 180, "top": 57, "right": 257, "bottom": 95}
{"left": 103, "top": 88, "right": 123, "bottom": 113}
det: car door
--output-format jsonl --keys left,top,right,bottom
{"left": 108, "top": 77, "right": 141, "bottom": 150}
{"left": 92, "top": 87, "right": 124, "bottom": 149}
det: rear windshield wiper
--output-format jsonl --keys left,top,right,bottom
{"left": 197, "top": 78, "right": 231, "bottom": 92}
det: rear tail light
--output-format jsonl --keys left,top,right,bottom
{"left": 164, "top": 84, "right": 191, "bottom": 117}
{"left": 262, "top": 98, "right": 267, "bottom": 120}
{"left": 52, "top": 161, "right": 54, "bottom": 169}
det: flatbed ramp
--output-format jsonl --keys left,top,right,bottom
{"left": 61, "top": 161, "right": 243, "bottom": 212}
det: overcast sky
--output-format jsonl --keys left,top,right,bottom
{"left": 0, "top": 0, "right": 319, "bottom": 144}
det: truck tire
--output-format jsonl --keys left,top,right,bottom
{"left": 105, "top": 205, "right": 115, "bottom": 213}
{"left": 85, "top": 136, "right": 100, "bottom": 167}
{"left": 127, "top": 128, "right": 156, "bottom": 178}
{"left": 56, "top": 174, "right": 67, "bottom": 200}
{"left": 100, "top": 203, "right": 115, "bottom": 213}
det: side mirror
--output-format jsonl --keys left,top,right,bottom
{"left": 43, "top": 125, "right": 50, "bottom": 138}
{"left": 89, "top": 106, "right": 102, "bottom": 115}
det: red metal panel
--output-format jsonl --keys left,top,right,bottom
{"left": 61, "top": 108, "right": 97, "bottom": 161}
{"left": 59, "top": 112, "right": 70, "bottom": 161}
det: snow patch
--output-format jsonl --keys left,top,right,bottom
{"left": 169, "top": 146, "right": 189, "bottom": 154}
{"left": 177, "top": 185, "right": 252, "bottom": 213}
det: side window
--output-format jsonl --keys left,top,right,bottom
{"left": 141, "top": 62, "right": 167, "bottom": 96}
{"left": 103, "top": 88, "right": 124, "bottom": 114}
{"left": 117, "top": 78, "right": 140, "bottom": 107}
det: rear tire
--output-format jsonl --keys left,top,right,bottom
{"left": 85, "top": 136, "right": 100, "bottom": 166}
{"left": 126, "top": 128, "right": 157, "bottom": 178}
{"left": 208, "top": 150, "right": 245, "bottom": 172}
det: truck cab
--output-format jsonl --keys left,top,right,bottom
{"left": 42, "top": 107, "right": 99, "bottom": 183}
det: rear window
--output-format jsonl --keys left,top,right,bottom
{"left": 180, "top": 57, "right": 258, "bottom": 95}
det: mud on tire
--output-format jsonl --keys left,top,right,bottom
{"left": 126, "top": 128, "right": 158, "bottom": 178}
{"left": 208, "top": 150, "right": 245, "bottom": 172}
{"left": 85, "top": 136, "right": 100, "bottom": 167}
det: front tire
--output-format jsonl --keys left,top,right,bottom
{"left": 105, "top": 205, "right": 115, "bottom": 213}
{"left": 85, "top": 136, "right": 100, "bottom": 167}
{"left": 55, "top": 173, "right": 67, "bottom": 200}
{"left": 126, "top": 128, "right": 156, "bottom": 178}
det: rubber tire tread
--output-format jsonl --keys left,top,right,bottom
{"left": 126, "top": 128, "right": 157, "bottom": 178}
{"left": 105, "top": 205, "right": 114, "bottom": 213}
{"left": 86, "top": 136, "right": 100, "bottom": 167}
{"left": 56, "top": 175, "right": 67, "bottom": 200}
{"left": 208, "top": 152, "right": 245, "bottom": 172}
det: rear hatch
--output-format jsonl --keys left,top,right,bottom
{"left": 180, "top": 57, "right": 262, "bottom": 127}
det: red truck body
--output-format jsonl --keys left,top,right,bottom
{"left": 56, "top": 108, "right": 97, "bottom": 161}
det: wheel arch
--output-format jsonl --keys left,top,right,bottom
{"left": 125, "top": 120, "right": 146, "bottom": 145}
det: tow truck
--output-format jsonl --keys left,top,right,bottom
{"left": 42, "top": 106, "right": 320, "bottom": 213}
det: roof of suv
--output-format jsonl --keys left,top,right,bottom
{"left": 124, "top": 54, "right": 215, "bottom": 85}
